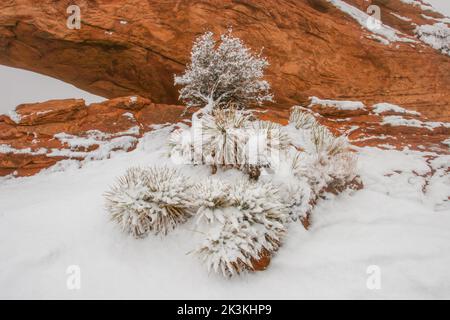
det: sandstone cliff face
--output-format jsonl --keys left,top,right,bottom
{"left": 0, "top": 0, "right": 449, "bottom": 177}
{"left": 0, "top": 0, "right": 449, "bottom": 120}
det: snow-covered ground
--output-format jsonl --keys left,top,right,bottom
{"left": 0, "top": 65, "right": 105, "bottom": 115}
{"left": 0, "top": 126, "right": 448, "bottom": 299}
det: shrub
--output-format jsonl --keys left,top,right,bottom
{"left": 289, "top": 106, "right": 318, "bottom": 130}
{"left": 105, "top": 166, "right": 193, "bottom": 237}
{"left": 280, "top": 178, "right": 313, "bottom": 221}
{"left": 195, "top": 179, "right": 288, "bottom": 277}
{"left": 292, "top": 129, "right": 357, "bottom": 196}
{"left": 105, "top": 167, "right": 154, "bottom": 238}
{"left": 309, "top": 125, "right": 348, "bottom": 158}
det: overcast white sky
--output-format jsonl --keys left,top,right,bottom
{"left": 0, "top": 65, "right": 105, "bottom": 115}
{"left": 426, "top": 0, "right": 450, "bottom": 16}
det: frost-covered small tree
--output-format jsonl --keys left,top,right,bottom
{"left": 105, "top": 166, "right": 194, "bottom": 237}
{"left": 174, "top": 30, "right": 273, "bottom": 113}
{"left": 201, "top": 107, "right": 251, "bottom": 169}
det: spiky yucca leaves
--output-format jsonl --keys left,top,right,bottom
{"left": 195, "top": 179, "right": 288, "bottom": 277}
{"left": 193, "top": 178, "right": 230, "bottom": 224}
{"left": 201, "top": 107, "right": 252, "bottom": 167}
{"left": 168, "top": 128, "right": 196, "bottom": 165}
{"left": 105, "top": 167, "right": 154, "bottom": 238}
{"left": 292, "top": 123, "right": 358, "bottom": 195}
{"left": 230, "top": 180, "right": 288, "bottom": 251}
{"left": 248, "top": 120, "right": 291, "bottom": 151}
{"left": 196, "top": 216, "right": 267, "bottom": 277}
{"left": 289, "top": 106, "right": 318, "bottom": 130}
{"left": 241, "top": 121, "right": 290, "bottom": 179}
{"left": 280, "top": 179, "right": 313, "bottom": 222}
{"left": 105, "top": 166, "right": 193, "bottom": 238}
{"left": 310, "top": 125, "right": 348, "bottom": 158}
{"left": 144, "top": 167, "right": 194, "bottom": 234}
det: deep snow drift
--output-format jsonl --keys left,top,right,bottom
{"left": 0, "top": 125, "right": 449, "bottom": 299}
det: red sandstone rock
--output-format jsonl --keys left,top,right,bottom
{"left": 5, "top": 99, "right": 87, "bottom": 126}
{"left": 0, "top": 0, "right": 449, "bottom": 121}
{"left": 0, "top": 97, "right": 187, "bottom": 176}
{"left": 0, "top": 1, "right": 449, "bottom": 177}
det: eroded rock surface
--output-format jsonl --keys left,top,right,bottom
{"left": 0, "top": 0, "right": 449, "bottom": 120}
{"left": 0, "top": 97, "right": 186, "bottom": 176}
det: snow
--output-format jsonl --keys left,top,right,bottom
{"left": 382, "top": 115, "right": 450, "bottom": 130}
{"left": 0, "top": 126, "right": 449, "bottom": 299}
{"left": 49, "top": 133, "right": 138, "bottom": 161}
{"left": 174, "top": 30, "right": 273, "bottom": 110}
{"left": 390, "top": 12, "right": 412, "bottom": 22}
{"left": 372, "top": 103, "right": 421, "bottom": 115}
{"left": 414, "top": 23, "right": 450, "bottom": 56}
{"left": 0, "top": 144, "right": 47, "bottom": 155}
{"left": 327, "top": 0, "right": 417, "bottom": 44}
{"left": 421, "top": 14, "right": 450, "bottom": 24}
{"left": 310, "top": 96, "right": 366, "bottom": 110}
{"left": 7, "top": 110, "right": 22, "bottom": 124}
{"left": 122, "top": 112, "right": 136, "bottom": 122}
{"left": 402, "top": 0, "right": 450, "bottom": 16}
{"left": 0, "top": 65, "right": 105, "bottom": 115}
{"left": 366, "top": 34, "right": 391, "bottom": 45}
{"left": 443, "top": 138, "right": 450, "bottom": 147}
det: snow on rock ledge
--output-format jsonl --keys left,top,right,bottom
{"left": 415, "top": 23, "right": 450, "bottom": 56}
{"left": 302, "top": 98, "right": 450, "bottom": 153}
{"left": 372, "top": 103, "right": 421, "bottom": 116}
{"left": 1, "top": 94, "right": 449, "bottom": 178}
{"left": 0, "top": 97, "right": 187, "bottom": 177}
{"left": 327, "top": 0, "right": 417, "bottom": 45}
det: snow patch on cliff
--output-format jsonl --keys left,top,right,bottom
{"left": 415, "top": 23, "right": 450, "bottom": 56}
{"left": 327, "top": 0, "right": 417, "bottom": 44}
{"left": 372, "top": 103, "right": 421, "bottom": 116}
{"left": 310, "top": 96, "right": 366, "bottom": 110}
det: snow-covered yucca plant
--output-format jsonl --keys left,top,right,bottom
{"left": 279, "top": 179, "right": 313, "bottom": 221}
{"left": 201, "top": 107, "right": 252, "bottom": 168}
{"left": 174, "top": 30, "right": 273, "bottom": 112}
{"left": 105, "top": 166, "right": 193, "bottom": 237}
{"left": 248, "top": 120, "right": 290, "bottom": 152}
{"left": 310, "top": 125, "right": 348, "bottom": 158}
{"left": 105, "top": 167, "right": 154, "bottom": 238}
{"left": 289, "top": 107, "right": 318, "bottom": 130}
{"left": 241, "top": 120, "right": 290, "bottom": 179}
{"left": 193, "top": 178, "right": 230, "bottom": 224}
{"left": 196, "top": 218, "right": 266, "bottom": 277}
{"left": 168, "top": 128, "right": 195, "bottom": 165}
{"left": 292, "top": 125, "right": 357, "bottom": 195}
{"left": 230, "top": 179, "right": 288, "bottom": 250}
{"left": 195, "top": 179, "right": 288, "bottom": 277}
